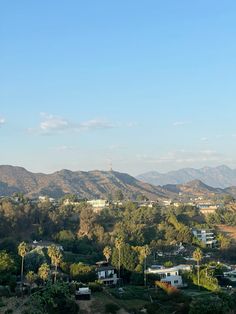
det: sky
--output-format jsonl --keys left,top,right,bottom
{"left": 1, "top": 1, "right": 236, "bottom": 175}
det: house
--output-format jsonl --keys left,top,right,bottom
{"left": 197, "top": 203, "right": 218, "bottom": 215}
{"left": 163, "top": 200, "right": 172, "bottom": 206}
{"left": 96, "top": 261, "right": 118, "bottom": 286}
{"left": 146, "top": 265, "right": 191, "bottom": 288}
{"left": 223, "top": 269, "right": 236, "bottom": 283}
{"left": 87, "top": 199, "right": 109, "bottom": 213}
{"left": 192, "top": 229, "right": 217, "bottom": 248}
{"left": 31, "top": 240, "right": 63, "bottom": 251}
{"left": 38, "top": 196, "right": 56, "bottom": 203}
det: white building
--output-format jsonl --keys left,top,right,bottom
{"left": 192, "top": 229, "right": 217, "bottom": 248}
{"left": 96, "top": 262, "right": 118, "bottom": 286}
{"left": 87, "top": 199, "right": 109, "bottom": 213}
{"left": 223, "top": 269, "right": 236, "bottom": 282}
{"left": 146, "top": 265, "right": 190, "bottom": 288}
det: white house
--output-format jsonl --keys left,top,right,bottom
{"left": 96, "top": 262, "right": 118, "bottom": 286}
{"left": 192, "top": 229, "right": 217, "bottom": 248}
{"left": 146, "top": 265, "right": 190, "bottom": 288}
{"left": 224, "top": 269, "right": 236, "bottom": 282}
{"left": 87, "top": 199, "right": 109, "bottom": 213}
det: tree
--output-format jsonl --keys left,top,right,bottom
{"left": 0, "top": 251, "right": 16, "bottom": 288}
{"left": 114, "top": 190, "right": 124, "bottom": 202}
{"left": 112, "top": 243, "right": 137, "bottom": 272}
{"left": 103, "top": 246, "right": 112, "bottom": 263}
{"left": 142, "top": 245, "right": 151, "bottom": 286}
{"left": 29, "top": 281, "right": 79, "bottom": 314}
{"left": 26, "top": 271, "right": 37, "bottom": 294}
{"left": 217, "top": 233, "right": 231, "bottom": 250}
{"left": 18, "top": 242, "right": 28, "bottom": 293}
{"left": 77, "top": 206, "right": 96, "bottom": 239}
{"left": 48, "top": 245, "right": 63, "bottom": 283}
{"left": 38, "top": 263, "right": 50, "bottom": 283}
{"left": 193, "top": 247, "right": 203, "bottom": 289}
{"left": 0, "top": 251, "right": 15, "bottom": 272}
{"left": 70, "top": 263, "right": 96, "bottom": 282}
{"left": 115, "top": 237, "right": 123, "bottom": 280}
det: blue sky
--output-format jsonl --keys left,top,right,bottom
{"left": 1, "top": 1, "right": 236, "bottom": 175}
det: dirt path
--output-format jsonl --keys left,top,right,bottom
{"left": 216, "top": 224, "right": 236, "bottom": 242}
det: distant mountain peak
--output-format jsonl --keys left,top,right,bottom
{"left": 137, "top": 165, "right": 236, "bottom": 188}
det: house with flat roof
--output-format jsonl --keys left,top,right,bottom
{"left": 96, "top": 261, "right": 118, "bottom": 286}
{"left": 87, "top": 199, "right": 109, "bottom": 213}
{"left": 146, "top": 265, "right": 191, "bottom": 288}
{"left": 192, "top": 229, "right": 217, "bottom": 248}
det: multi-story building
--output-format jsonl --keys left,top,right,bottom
{"left": 146, "top": 265, "right": 190, "bottom": 288}
{"left": 87, "top": 199, "right": 109, "bottom": 213}
{"left": 96, "top": 262, "right": 118, "bottom": 286}
{"left": 192, "top": 229, "right": 217, "bottom": 248}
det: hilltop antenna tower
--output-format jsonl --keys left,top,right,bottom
{"left": 109, "top": 159, "right": 113, "bottom": 172}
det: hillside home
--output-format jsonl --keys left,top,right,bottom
{"left": 146, "top": 265, "right": 190, "bottom": 288}
{"left": 96, "top": 261, "right": 118, "bottom": 286}
{"left": 192, "top": 229, "right": 217, "bottom": 248}
{"left": 87, "top": 199, "right": 109, "bottom": 213}
{"left": 32, "top": 240, "right": 63, "bottom": 251}
{"left": 223, "top": 269, "right": 236, "bottom": 283}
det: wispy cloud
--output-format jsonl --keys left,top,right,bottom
{"left": 137, "top": 149, "right": 232, "bottom": 165}
{"left": 29, "top": 114, "right": 117, "bottom": 135}
{"left": 79, "top": 119, "right": 115, "bottom": 131}
{"left": 40, "top": 114, "right": 73, "bottom": 133}
{"left": 173, "top": 121, "right": 191, "bottom": 127}
{"left": 50, "top": 145, "right": 79, "bottom": 152}
{"left": 0, "top": 117, "right": 5, "bottom": 127}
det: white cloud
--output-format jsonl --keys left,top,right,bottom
{"left": 50, "top": 145, "right": 79, "bottom": 152}
{"left": 79, "top": 119, "right": 115, "bottom": 131}
{"left": 173, "top": 121, "right": 191, "bottom": 127}
{"left": 40, "top": 114, "right": 73, "bottom": 133}
{"left": 30, "top": 114, "right": 117, "bottom": 135}
{"left": 0, "top": 117, "right": 5, "bottom": 127}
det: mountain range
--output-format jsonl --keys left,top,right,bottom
{"left": 0, "top": 165, "right": 168, "bottom": 200}
{"left": 0, "top": 165, "right": 236, "bottom": 200}
{"left": 137, "top": 165, "right": 236, "bottom": 188}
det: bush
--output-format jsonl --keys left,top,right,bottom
{"left": 88, "top": 281, "right": 103, "bottom": 292}
{"left": 0, "top": 286, "right": 11, "bottom": 297}
{"left": 30, "top": 282, "right": 79, "bottom": 314}
{"left": 70, "top": 263, "right": 96, "bottom": 283}
{"left": 105, "top": 303, "right": 120, "bottom": 314}
{"left": 145, "top": 303, "right": 160, "bottom": 314}
{"left": 155, "top": 281, "right": 180, "bottom": 296}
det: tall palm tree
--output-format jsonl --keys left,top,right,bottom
{"left": 103, "top": 246, "right": 112, "bottom": 263}
{"left": 142, "top": 245, "right": 151, "bottom": 287}
{"left": 115, "top": 237, "right": 123, "bottom": 281}
{"left": 48, "top": 245, "right": 63, "bottom": 283}
{"left": 18, "top": 242, "right": 28, "bottom": 294}
{"left": 193, "top": 247, "right": 203, "bottom": 289}
{"left": 38, "top": 263, "right": 50, "bottom": 283}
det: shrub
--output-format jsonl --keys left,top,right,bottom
{"left": 88, "top": 281, "right": 103, "bottom": 292}
{"left": 105, "top": 303, "right": 120, "bottom": 314}
{"left": 155, "top": 281, "right": 180, "bottom": 296}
